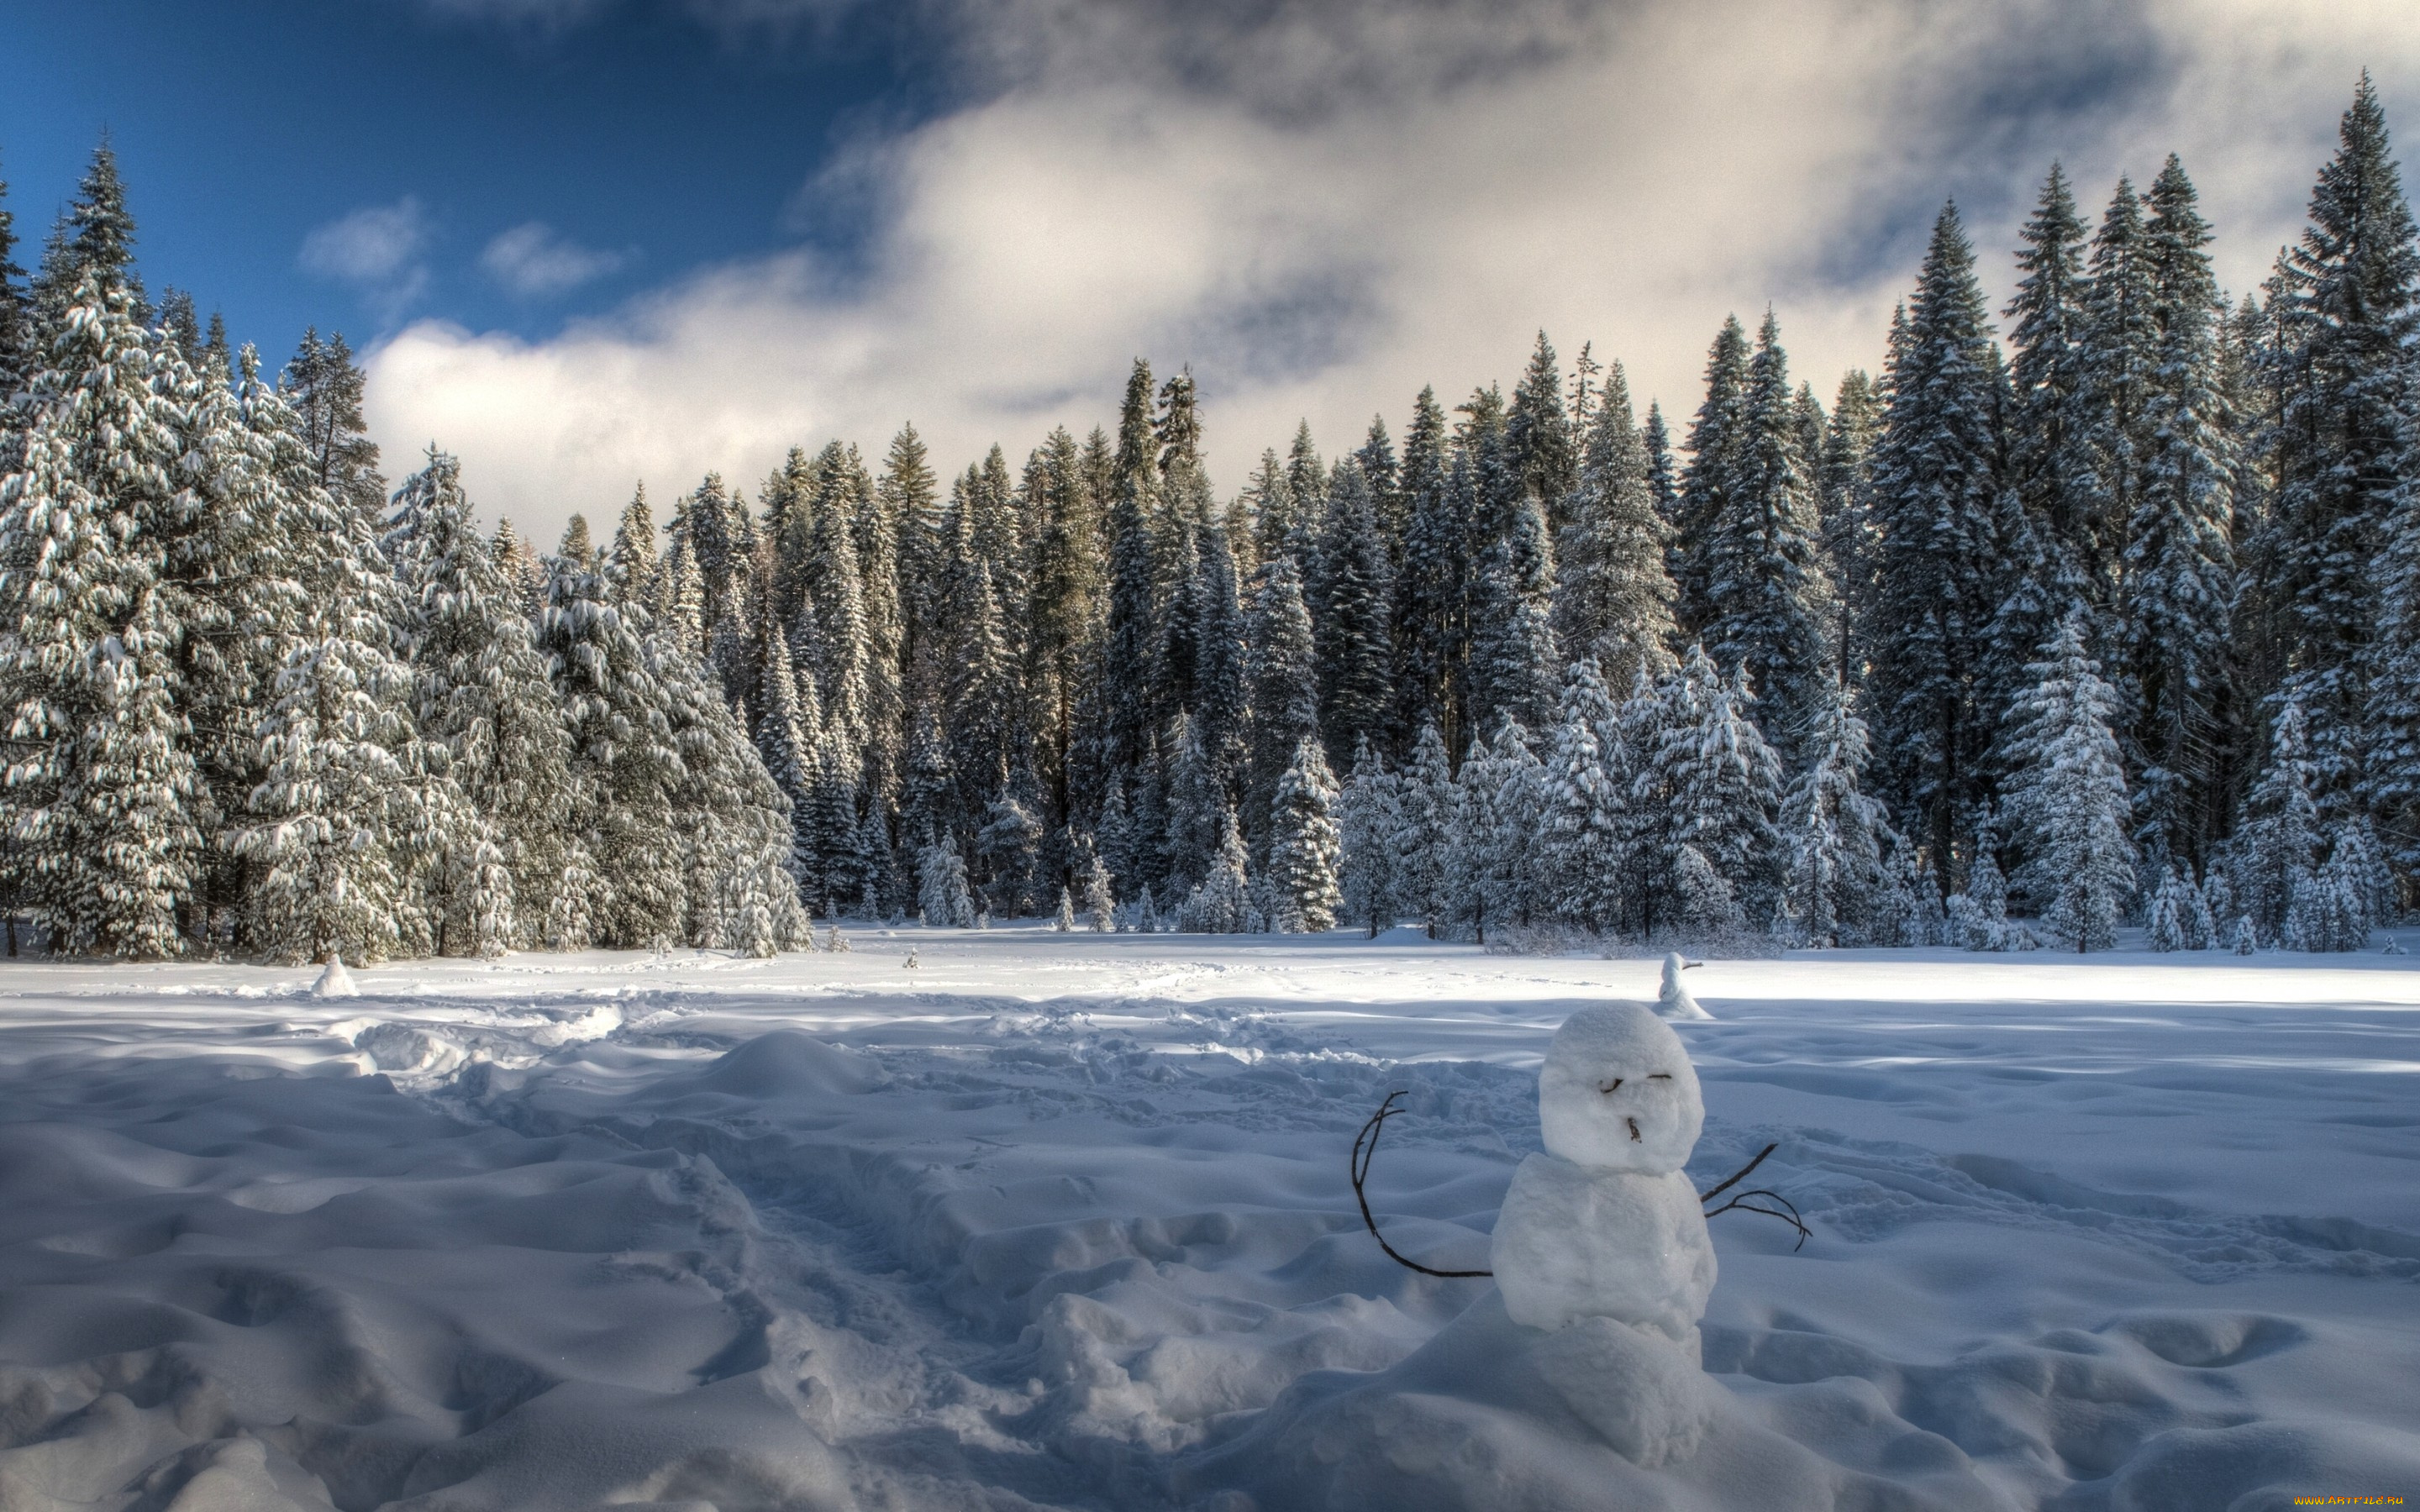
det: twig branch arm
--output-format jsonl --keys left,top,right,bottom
{"left": 1350, "top": 1093, "right": 1494, "bottom": 1278}
{"left": 1698, "top": 1142, "right": 1778, "bottom": 1204}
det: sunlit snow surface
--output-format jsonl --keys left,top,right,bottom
{"left": 1, "top": 929, "right": 2415, "bottom": 1509}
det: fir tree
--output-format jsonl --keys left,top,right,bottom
{"left": 1555, "top": 361, "right": 1677, "bottom": 693}
{"left": 2082, "top": 177, "right": 2158, "bottom": 621}
{"left": 1392, "top": 386, "right": 1465, "bottom": 753}
{"left": 2232, "top": 701, "right": 2325, "bottom": 941}
{"left": 1779, "top": 681, "right": 1894, "bottom": 947}
{"left": 1103, "top": 359, "right": 1161, "bottom": 779}
{"left": 537, "top": 558, "right": 686, "bottom": 948}
{"left": 1392, "top": 721, "right": 1455, "bottom": 936}
{"left": 1674, "top": 317, "right": 1750, "bottom": 633}
{"left": 1265, "top": 735, "right": 1341, "bottom": 932}
{"left": 1245, "top": 554, "right": 1319, "bottom": 852}
{"left": 2002, "top": 165, "right": 2102, "bottom": 620}
{"left": 1818, "top": 370, "right": 1882, "bottom": 681}
{"left": 1313, "top": 459, "right": 1395, "bottom": 759}
{"left": 2273, "top": 77, "right": 2419, "bottom": 803}
{"left": 282, "top": 329, "right": 386, "bottom": 526}
{"left": 2002, "top": 617, "right": 2135, "bottom": 951}
{"left": 0, "top": 154, "right": 30, "bottom": 408}
{"left": 1866, "top": 204, "right": 2009, "bottom": 878}
{"left": 0, "top": 265, "right": 197, "bottom": 956}
{"left": 918, "top": 829, "right": 975, "bottom": 927}
{"left": 2123, "top": 156, "right": 2238, "bottom": 868}
{"left": 1699, "top": 311, "right": 1831, "bottom": 762}
{"left": 1335, "top": 737, "right": 1400, "bottom": 937}
{"left": 1536, "top": 659, "right": 1624, "bottom": 931}
{"left": 384, "top": 449, "right": 577, "bottom": 947}
{"left": 1466, "top": 490, "right": 1559, "bottom": 736}
{"left": 1179, "top": 806, "right": 1256, "bottom": 933}
{"left": 1507, "top": 331, "right": 1578, "bottom": 530}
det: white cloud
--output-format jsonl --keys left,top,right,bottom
{"left": 364, "top": 0, "right": 2420, "bottom": 546}
{"left": 301, "top": 197, "right": 433, "bottom": 316}
{"left": 481, "top": 223, "right": 628, "bottom": 298}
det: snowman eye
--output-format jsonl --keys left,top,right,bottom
{"left": 1597, "top": 1079, "right": 1622, "bottom": 1095}
{"left": 1649, "top": 1074, "right": 1672, "bottom": 1081}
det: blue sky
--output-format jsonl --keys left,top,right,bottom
{"left": 3, "top": 2, "right": 2415, "bottom": 543}
{"left": 0, "top": 0, "right": 935, "bottom": 360}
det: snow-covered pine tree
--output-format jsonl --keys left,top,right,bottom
{"left": 2286, "top": 837, "right": 2369, "bottom": 953}
{"left": 2002, "top": 617, "right": 2135, "bottom": 952}
{"left": 1390, "top": 720, "right": 1455, "bottom": 937}
{"left": 605, "top": 485, "right": 659, "bottom": 607}
{"left": 977, "top": 778, "right": 1043, "bottom": 916}
{"left": 1102, "top": 360, "right": 1161, "bottom": 782}
{"left": 1673, "top": 318, "right": 1749, "bottom": 637}
{"left": 808, "top": 722, "right": 865, "bottom": 914}
{"left": 918, "top": 830, "right": 975, "bottom": 927}
{"left": 2123, "top": 156, "right": 2237, "bottom": 869}
{"left": 1082, "top": 851, "right": 1115, "bottom": 932}
{"left": 1818, "top": 370, "right": 1881, "bottom": 682}
{"left": 1506, "top": 331, "right": 1578, "bottom": 533}
{"left": 2272, "top": 78, "right": 2420, "bottom": 808}
{"left": 1642, "top": 647, "right": 1785, "bottom": 931}
{"left": 1779, "top": 680, "right": 1893, "bottom": 947}
{"left": 1946, "top": 833, "right": 2013, "bottom": 951}
{"left": 1055, "top": 886, "right": 1075, "bottom": 932}
{"left": 0, "top": 160, "right": 29, "bottom": 412}
{"left": 1312, "top": 459, "right": 1395, "bottom": 761}
{"left": 1335, "top": 736, "right": 1400, "bottom": 937}
{"left": 281, "top": 328, "right": 385, "bottom": 526}
{"left": 1392, "top": 386, "right": 1466, "bottom": 754}
{"left": 1866, "top": 204, "right": 2010, "bottom": 879}
{"left": 1698, "top": 311, "right": 1831, "bottom": 765}
{"left": 1673, "top": 844, "right": 1742, "bottom": 938}
{"left": 2231, "top": 701, "right": 2324, "bottom": 943}
{"left": 1244, "top": 554, "right": 1319, "bottom": 854}
{"left": 1554, "top": 361, "right": 1677, "bottom": 694}
{"left": 235, "top": 632, "right": 424, "bottom": 963}
{"left": 1160, "top": 714, "right": 1222, "bottom": 897}
{"left": 2002, "top": 165, "right": 2104, "bottom": 637}
{"left": 1179, "top": 805, "right": 1256, "bottom": 932}
{"left": 536, "top": 556, "right": 687, "bottom": 948}
{"left": 1456, "top": 717, "right": 1547, "bottom": 937}
{"left": 2081, "top": 177, "right": 2158, "bottom": 627}
{"left": 2144, "top": 867, "right": 2191, "bottom": 952}
{"left": 858, "top": 426, "right": 918, "bottom": 805}
{"left": 0, "top": 262, "right": 199, "bottom": 957}
{"left": 383, "top": 449, "right": 577, "bottom": 946}
{"left": 1536, "top": 659, "right": 1623, "bottom": 932}
{"left": 1466, "top": 489, "right": 1559, "bottom": 737}
{"left": 1265, "top": 736, "right": 1342, "bottom": 933}
{"left": 750, "top": 586, "right": 817, "bottom": 883}
{"left": 662, "top": 627, "right": 809, "bottom": 953}
{"left": 2181, "top": 864, "right": 2218, "bottom": 948}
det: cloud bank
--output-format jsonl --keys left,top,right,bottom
{"left": 366, "top": 0, "right": 2420, "bottom": 545}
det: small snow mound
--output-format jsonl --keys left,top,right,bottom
{"left": 1657, "top": 953, "right": 1712, "bottom": 1021}
{"left": 312, "top": 955, "right": 356, "bottom": 1000}
{"left": 687, "top": 1030, "right": 881, "bottom": 1099}
{"left": 354, "top": 1023, "right": 466, "bottom": 1076}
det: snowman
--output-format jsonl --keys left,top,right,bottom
{"left": 1490, "top": 1002, "right": 1716, "bottom": 1357}
{"left": 1657, "top": 953, "right": 1712, "bottom": 1021}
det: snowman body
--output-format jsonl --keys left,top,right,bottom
{"left": 1491, "top": 1004, "right": 1716, "bottom": 1352}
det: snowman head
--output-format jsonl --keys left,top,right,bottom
{"left": 1537, "top": 1002, "right": 1704, "bottom": 1173}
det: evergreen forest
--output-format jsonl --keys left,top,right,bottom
{"left": 5, "top": 78, "right": 2418, "bottom": 961}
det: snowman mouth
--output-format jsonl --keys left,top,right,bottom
{"left": 1628, "top": 1116, "right": 1641, "bottom": 1142}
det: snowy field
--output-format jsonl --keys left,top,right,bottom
{"left": 0, "top": 930, "right": 2416, "bottom": 1511}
